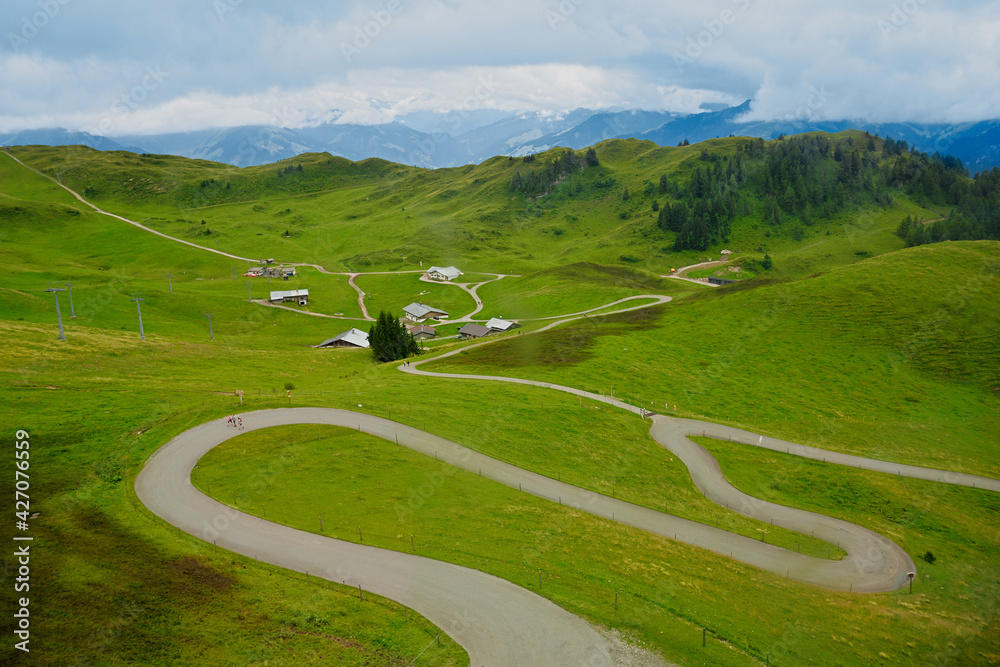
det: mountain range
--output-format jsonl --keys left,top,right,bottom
{"left": 3, "top": 102, "right": 999, "bottom": 173}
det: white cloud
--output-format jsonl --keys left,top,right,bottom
{"left": 41, "top": 64, "right": 736, "bottom": 135}
{"left": 1, "top": 0, "right": 999, "bottom": 134}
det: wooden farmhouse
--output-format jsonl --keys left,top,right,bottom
{"left": 458, "top": 323, "right": 491, "bottom": 339}
{"left": 408, "top": 324, "right": 437, "bottom": 340}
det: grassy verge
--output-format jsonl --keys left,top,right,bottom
{"left": 475, "top": 263, "right": 682, "bottom": 320}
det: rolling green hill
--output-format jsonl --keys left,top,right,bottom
{"left": 431, "top": 241, "right": 1000, "bottom": 476}
{"left": 6, "top": 131, "right": 956, "bottom": 278}
{"left": 2, "top": 133, "right": 998, "bottom": 666}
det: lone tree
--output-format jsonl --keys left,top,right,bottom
{"left": 369, "top": 311, "right": 419, "bottom": 363}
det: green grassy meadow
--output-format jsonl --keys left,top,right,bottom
{"left": 431, "top": 242, "right": 1000, "bottom": 477}
{"left": 474, "top": 263, "right": 684, "bottom": 320}
{"left": 8, "top": 133, "right": 946, "bottom": 278}
{"left": 192, "top": 423, "right": 999, "bottom": 666}
{"left": 2, "top": 138, "right": 998, "bottom": 666}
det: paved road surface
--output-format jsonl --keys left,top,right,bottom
{"left": 135, "top": 408, "right": 615, "bottom": 667}
{"left": 404, "top": 308, "right": 999, "bottom": 592}
{"left": 135, "top": 399, "right": 999, "bottom": 667}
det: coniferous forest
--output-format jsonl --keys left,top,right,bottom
{"left": 511, "top": 134, "right": 1000, "bottom": 253}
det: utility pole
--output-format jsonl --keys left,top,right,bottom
{"left": 45, "top": 285, "right": 67, "bottom": 340}
{"left": 166, "top": 273, "right": 173, "bottom": 293}
{"left": 204, "top": 313, "right": 214, "bottom": 340}
{"left": 63, "top": 283, "right": 76, "bottom": 318}
{"left": 232, "top": 267, "right": 237, "bottom": 281}
{"left": 131, "top": 295, "right": 146, "bottom": 341}
{"left": 245, "top": 282, "right": 252, "bottom": 303}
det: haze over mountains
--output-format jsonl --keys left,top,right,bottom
{"left": 3, "top": 101, "right": 999, "bottom": 173}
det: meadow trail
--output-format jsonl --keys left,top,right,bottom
{"left": 422, "top": 273, "right": 512, "bottom": 323}
{"left": 346, "top": 273, "right": 371, "bottom": 320}
{"left": 3, "top": 149, "right": 257, "bottom": 263}
{"left": 136, "top": 290, "right": 999, "bottom": 666}
{"left": 2, "top": 151, "right": 491, "bottom": 323}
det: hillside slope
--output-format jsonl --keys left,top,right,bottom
{"left": 431, "top": 241, "right": 1000, "bottom": 474}
{"left": 8, "top": 133, "right": 953, "bottom": 277}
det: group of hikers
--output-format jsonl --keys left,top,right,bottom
{"left": 226, "top": 415, "right": 243, "bottom": 429}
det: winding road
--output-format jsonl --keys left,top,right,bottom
{"left": 134, "top": 293, "right": 999, "bottom": 665}
{"left": 135, "top": 408, "right": 616, "bottom": 667}
{"left": 14, "top": 149, "right": 998, "bottom": 664}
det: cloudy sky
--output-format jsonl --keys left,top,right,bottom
{"left": 2, "top": 0, "right": 999, "bottom": 135}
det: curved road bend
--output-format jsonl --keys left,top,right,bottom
{"left": 403, "top": 361, "right": 921, "bottom": 591}
{"left": 135, "top": 408, "right": 614, "bottom": 667}
{"left": 418, "top": 273, "right": 515, "bottom": 324}
{"left": 404, "top": 303, "right": 999, "bottom": 591}
{"left": 136, "top": 402, "right": 992, "bottom": 667}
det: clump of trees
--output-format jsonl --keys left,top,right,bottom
{"left": 895, "top": 166, "right": 1000, "bottom": 246}
{"left": 277, "top": 164, "right": 303, "bottom": 177}
{"left": 510, "top": 148, "right": 599, "bottom": 197}
{"left": 369, "top": 311, "right": 419, "bottom": 363}
{"left": 651, "top": 132, "right": 998, "bottom": 253}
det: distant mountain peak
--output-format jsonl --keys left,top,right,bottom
{"left": 2, "top": 103, "right": 997, "bottom": 172}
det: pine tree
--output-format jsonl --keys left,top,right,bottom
{"left": 369, "top": 311, "right": 419, "bottom": 363}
